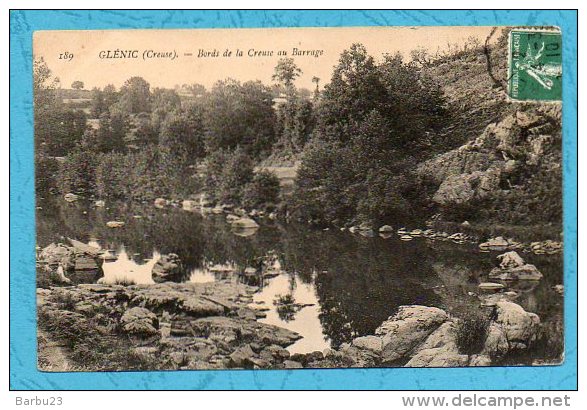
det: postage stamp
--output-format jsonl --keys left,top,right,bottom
{"left": 508, "top": 28, "right": 562, "bottom": 101}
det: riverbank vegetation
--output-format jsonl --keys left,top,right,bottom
{"left": 35, "top": 28, "right": 562, "bottom": 233}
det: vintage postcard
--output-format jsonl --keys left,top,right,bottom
{"left": 33, "top": 27, "right": 563, "bottom": 372}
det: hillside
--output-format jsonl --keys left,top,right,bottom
{"left": 416, "top": 35, "right": 562, "bottom": 228}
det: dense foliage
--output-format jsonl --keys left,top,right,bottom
{"left": 34, "top": 37, "right": 562, "bottom": 229}
{"left": 291, "top": 45, "right": 447, "bottom": 226}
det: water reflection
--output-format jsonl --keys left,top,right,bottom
{"left": 99, "top": 247, "right": 160, "bottom": 285}
{"left": 36, "top": 197, "right": 563, "bottom": 353}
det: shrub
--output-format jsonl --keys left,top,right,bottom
{"left": 243, "top": 170, "right": 281, "bottom": 211}
{"left": 56, "top": 146, "right": 97, "bottom": 196}
{"left": 35, "top": 154, "right": 60, "bottom": 194}
{"left": 454, "top": 311, "right": 490, "bottom": 355}
{"left": 203, "top": 148, "right": 254, "bottom": 205}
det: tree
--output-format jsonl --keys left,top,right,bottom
{"left": 274, "top": 94, "right": 315, "bottom": 154}
{"left": 90, "top": 84, "right": 119, "bottom": 118}
{"left": 151, "top": 88, "right": 181, "bottom": 113}
{"left": 272, "top": 58, "right": 302, "bottom": 92}
{"left": 292, "top": 44, "right": 447, "bottom": 226}
{"left": 118, "top": 76, "right": 151, "bottom": 114}
{"left": 203, "top": 79, "right": 276, "bottom": 158}
{"left": 95, "top": 110, "right": 128, "bottom": 153}
{"left": 71, "top": 80, "right": 84, "bottom": 90}
{"left": 312, "top": 76, "right": 320, "bottom": 98}
{"left": 187, "top": 83, "right": 206, "bottom": 98}
{"left": 243, "top": 170, "right": 281, "bottom": 211}
{"left": 203, "top": 148, "right": 254, "bottom": 206}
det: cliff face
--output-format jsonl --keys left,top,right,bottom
{"left": 416, "top": 38, "right": 562, "bottom": 226}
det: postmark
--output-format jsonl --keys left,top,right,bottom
{"left": 508, "top": 28, "right": 562, "bottom": 101}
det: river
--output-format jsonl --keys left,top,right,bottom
{"left": 36, "top": 196, "right": 563, "bottom": 356}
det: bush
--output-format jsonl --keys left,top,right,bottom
{"left": 454, "top": 311, "right": 490, "bottom": 355}
{"left": 203, "top": 148, "right": 254, "bottom": 205}
{"left": 95, "top": 147, "right": 190, "bottom": 201}
{"left": 56, "top": 146, "right": 97, "bottom": 196}
{"left": 243, "top": 170, "right": 281, "bottom": 211}
{"left": 35, "top": 154, "right": 60, "bottom": 194}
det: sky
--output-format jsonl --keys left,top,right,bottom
{"left": 33, "top": 26, "right": 496, "bottom": 91}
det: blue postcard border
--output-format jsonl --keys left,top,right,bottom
{"left": 9, "top": 9, "right": 578, "bottom": 390}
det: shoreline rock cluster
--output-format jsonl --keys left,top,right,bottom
{"left": 57, "top": 193, "right": 562, "bottom": 258}
{"left": 37, "top": 277, "right": 544, "bottom": 370}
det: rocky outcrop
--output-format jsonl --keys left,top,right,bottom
{"left": 308, "top": 302, "right": 540, "bottom": 368}
{"left": 418, "top": 105, "right": 561, "bottom": 215}
{"left": 38, "top": 241, "right": 101, "bottom": 273}
{"left": 37, "top": 281, "right": 302, "bottom": 371}
{"left": 489, "top": 251, "right": 543, "bottom": 281}
{"left": 39, "top": 243, "right": 76, "bottom": 271}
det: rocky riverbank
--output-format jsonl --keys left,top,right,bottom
{"left": 36, "top": 230, "right": 560, "bottom": 371}
{"left": 37, "top": 279, "right": 545, "bottom": 370}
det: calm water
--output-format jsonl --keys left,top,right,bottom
{"left": 36, "top": 197, "right": 563, "bottom": 354}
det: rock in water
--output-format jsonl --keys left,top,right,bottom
{"left": 489, "top": 264, "right": 543, "bottom": 281}
{"left": 64, "top": 193, "right": 79, "bottom": 202}
{"left": 94, "top": 200, "right": 106, "bottom": 207}
{"left": 497, "top": 251, "right": 525, "bottom": 269}
{"left": 154, "top": 198, "right": 168, "bottom": 209}
{"left": 479, "top": 236, "right": 510, "bottom": 251}
{"left": 120, "top": 307, "right": 159, "bottom": 337}
{"left": 489, "top": 251, "right": 543, "bottom": 281}
{"left": 230, "top": 217, "right": 259, "bottom": 229}
{"left": 379, "top": 225, "right": 394, "bottom": 233}
{"left": 67, "top": 238, "right": 100, "bottom": 257}
{"left": 152, "top": 253, "right": 183, "bottom": 283}
{"left": 106, "top": 221, "right": 125, "bottom": 228}
{"left": 478, "top": 282, "right": 505, "bottom": 291}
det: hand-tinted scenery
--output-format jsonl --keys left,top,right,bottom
{"left": 35, "top": 27, "right": 563, "bottom": 371}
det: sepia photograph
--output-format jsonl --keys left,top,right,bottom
{"left": 33, "top": 26, "right": 563, "bottom": 372}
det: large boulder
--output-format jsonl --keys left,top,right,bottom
{"left": 482, "top": 301, "right": 540, "bottom": 358}
{"left": 351, "top": 335, "right": 383, "bottom": 354}
{"left": 405, "top": 345, "right": 469, "bottom": 367}
{"left": 38, "top": 243, "right": 75, "bottom": 271}
{"left": 497, "top": 251, "right": 525, "bottom": 269}
{"left": 375, "top": 306, "right": 449, "bottom": 364}
{"left": 152, "top": 254, "right": 184, "bottom": 283}
{"left": 120, "top": 307, "right": 159, "bottom": 337}
{"left": 489, "top": 252, "right": 543, "bottom": 281}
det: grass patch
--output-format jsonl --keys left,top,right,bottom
{"left": 454, "top": 311, "right": 491, "bottom": 355}
{"left": 112, "top": 277, "right": 137, "bottom": 286}
{"left": 38, "top": 299, "right": 167, "bottom": 371}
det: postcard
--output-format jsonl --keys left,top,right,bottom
{"left": 33, "top": 26, "right": 563, "bottom": 372}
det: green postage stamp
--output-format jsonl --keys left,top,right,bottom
{"left": 508, "top": 28, "right": 562, "bottom": 101}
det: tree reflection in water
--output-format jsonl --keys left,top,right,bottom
{"left": 37, "top": 197, "right": 563, "bottom": 352}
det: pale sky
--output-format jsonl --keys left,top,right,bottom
{"left": 33, "top": 27, "right": 496, "bottom": 91}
